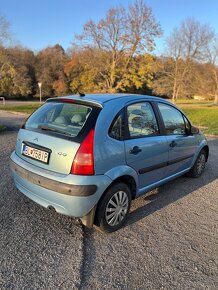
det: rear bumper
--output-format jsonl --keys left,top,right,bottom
{"left": 10, "top": 151, "right": 112, "bottom": 217}
{"left": 10, "top": 159, "right": 97, "bottom": 196}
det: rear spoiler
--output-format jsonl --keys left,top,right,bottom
{"left": 47, "top": 97, "right": 103, "bottom": 108}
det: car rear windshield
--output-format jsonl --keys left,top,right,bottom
{"left": 25, "top": 101, "right": 92, "bottom": 138}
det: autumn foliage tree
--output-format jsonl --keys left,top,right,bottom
{"left": 66, "top": 0, "right": 162, "bottom": 93}
{"left": 64, "top": 48, "right": 106, "bottom": 93}
{"left": 0, "top": 10, "right": 218, "bottom": 103}
{"left": 152, "top": 19, "right": 215, "bottom": 102}
{"left": 204, "top": 38, "right": 218, "bottom": 104}
{"left": 0, "top": 46, "right": 36, "bottom": 98}
{"left": 35, "top": 44, "right": 69, "bottom": 97}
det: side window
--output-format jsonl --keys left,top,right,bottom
{"left": 109, "top": 114, "right": 123, "bottom": 140}
{"left": 158, "top": 103, "right": 186, "bottom": 135}
{"left": 127, "top": 102, "right": 159, "bottom": 138}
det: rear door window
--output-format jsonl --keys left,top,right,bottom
{"left": 25, "top": 102, "right": 92, "bottom": 138}
{"left": 127, "top": 102, "right": 159, "bottom": 138}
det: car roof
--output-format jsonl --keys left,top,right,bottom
{"left": 50, "top": 94, "right": 169, "bottom": 107}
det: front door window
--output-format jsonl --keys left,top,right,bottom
{"left": 158, "top": 103, "right": 186, "bottom": 135}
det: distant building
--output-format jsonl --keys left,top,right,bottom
{"left": 193, "top": 95, "right": 206, "bottom": 100}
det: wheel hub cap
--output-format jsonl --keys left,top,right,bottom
{"left": 105, "top": 190, "right": 129, "bottom": 226}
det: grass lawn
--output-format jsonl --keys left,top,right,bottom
{"left": 174, "top": 99, "right": 214, "bottom": 106}
{"left": 0, "top": 104, "right": 41, "bottom": 114}
{"left": 181, "top": 107, "right": 218, "bottom": 136}
{"left": 169, "top": 99, "right": 218, "bottom": 136}
{"left": 0, "top": 99, "right": 217, "bottom": 136}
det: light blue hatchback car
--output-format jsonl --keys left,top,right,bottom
{"left": 10, "top": 94, "right": 209, "bottom": 232}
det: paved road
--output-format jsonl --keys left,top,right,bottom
{"left": 0, "top": 110, "right": 28, "bottom": 131}
{"left": 0, "top": 110, "right": 218, "bottom": 290}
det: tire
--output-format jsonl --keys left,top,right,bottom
{"left": 186, "top": 149, "right": 206, "bottom": 178}
{"left": 94, "top": 182, "right": 132, "bottom": 233}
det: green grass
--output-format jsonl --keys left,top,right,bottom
{"left": 0, "top": 103, "right": 88, "bottom": 116}
{"left": 174, "top": 99, "right": 213, "bottom": 105}
{"left": 1, "top": 100, "right": 218, "bottom": 136}
{"left": 181, "top": 107, "right": 218, "bottom": 135}
{"left": 0, "top": 104, "right": 41, "bottom": 114}
{"left": 166, "top": 99, "right": 218, "bottom": 135}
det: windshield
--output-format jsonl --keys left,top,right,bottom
{"left": 25, "top": 102, "right": 92, "bottom": 137}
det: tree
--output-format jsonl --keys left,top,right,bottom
{"left": 205, "top": 38, "right": 218, "bottom": 104}
{"left": 0, "top": 14, "right": 12, "bottom": 93}
{"left": 152, "top": 19, "right": 215, "bottom": 101}
{"left": 65, "top": 48, "right": 107, "bottom": 93}
{"left": 0, "top": 46, "right": 36, "bottom": 98}
{"left": 70, "top": 0, "right": 162, "bottom": 93}
{"left": 35, "top": 44, "right": 69, "bottom": 97}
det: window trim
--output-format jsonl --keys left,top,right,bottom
{"left": 124, "top": 101, "right": 162, "bottom": 140}
{"left": 182, "top": 114, "right": 192, "bottom": 135}
{"left": 108, "top": 108, "right": 125, "bottom": 141}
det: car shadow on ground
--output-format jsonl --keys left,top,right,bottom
{"left": 124, "top": 138, "right": 218, "bottom": 228}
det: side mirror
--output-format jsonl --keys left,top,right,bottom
{"left": 190, "top": 126, "right": 199, "bottom": 134}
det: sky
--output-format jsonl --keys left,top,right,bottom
{"left": 0, "top": 0, "right": 218, "bottom": 54}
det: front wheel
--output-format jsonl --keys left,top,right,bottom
{"left": 94, "top": 182, "right": 132, "bottom": 233}
{"left": 186, "top": 149, "right": 206, "bottom": 178}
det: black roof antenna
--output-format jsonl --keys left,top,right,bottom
{"left": 77, "top": 87, "right": 85, "bottom": 97}
{"left": 71, "top": 85, "right": 85, "bottom": 97}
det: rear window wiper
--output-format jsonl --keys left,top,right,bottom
{"left": 38, "top": 124, "right": 73, "bottom": 136}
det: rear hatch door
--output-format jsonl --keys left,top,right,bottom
{"left": 15, "top": 100, "right": 100, "bottom": 174}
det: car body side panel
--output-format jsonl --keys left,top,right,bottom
{"left": 137, "top": 134, "right": 208, "bottom": 196}
{"left": 166, "top": 134, "right": 199, "bottom": 176}
{"left": 93, "top": 97, "right": 167, "bottom": 176}
{"left": 94, "top": 101, "right": 127, "bottom": 175}
{"left": 190, "top": 135, "right": 208, "bottom": 167}
{"left": 104, "top": 165, "right": 139, "bottom": 188}
{"left": 138, "top": 167, "right": 191, "bottom": 196}
{"left": 124, "top": 136, "right": 169, "bottom": 188}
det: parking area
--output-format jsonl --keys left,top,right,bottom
{"left": 0, "top": 110, "right": 217, "bottom": 290}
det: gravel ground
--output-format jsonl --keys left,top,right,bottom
{"left": 0, "top": 112, "right": 83, "bottom": 290}
{"left": 0, "top": 111, "right": 217, "bottom": 290}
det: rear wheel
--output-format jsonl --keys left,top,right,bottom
{"left": 95, "top": 182, "right": 131, "bottom": 233}
{"left": 186, "top": 149, "right": 206, "bottom": 178}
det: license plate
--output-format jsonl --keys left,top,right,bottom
{"left": 22, "top": 144, "right": 50, "bottom": 164}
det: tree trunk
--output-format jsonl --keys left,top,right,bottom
{"left": 172, "top": 59, "right": 179, "bottom": 104}
{"left": 213, "top": 69, "right": 218, "bottom": 105}
{"left": 172, "top": 76, "right": 177, "bottom": 104}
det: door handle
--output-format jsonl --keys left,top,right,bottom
{"left": 169, "top": 141, "right": 177, "bottom": 148}
{"left": 129, "top": 146, "right": 142, "bottom": 155}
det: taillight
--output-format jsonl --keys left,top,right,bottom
{"left": 71, "top": 128, "right": 95, "bottom": 175}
